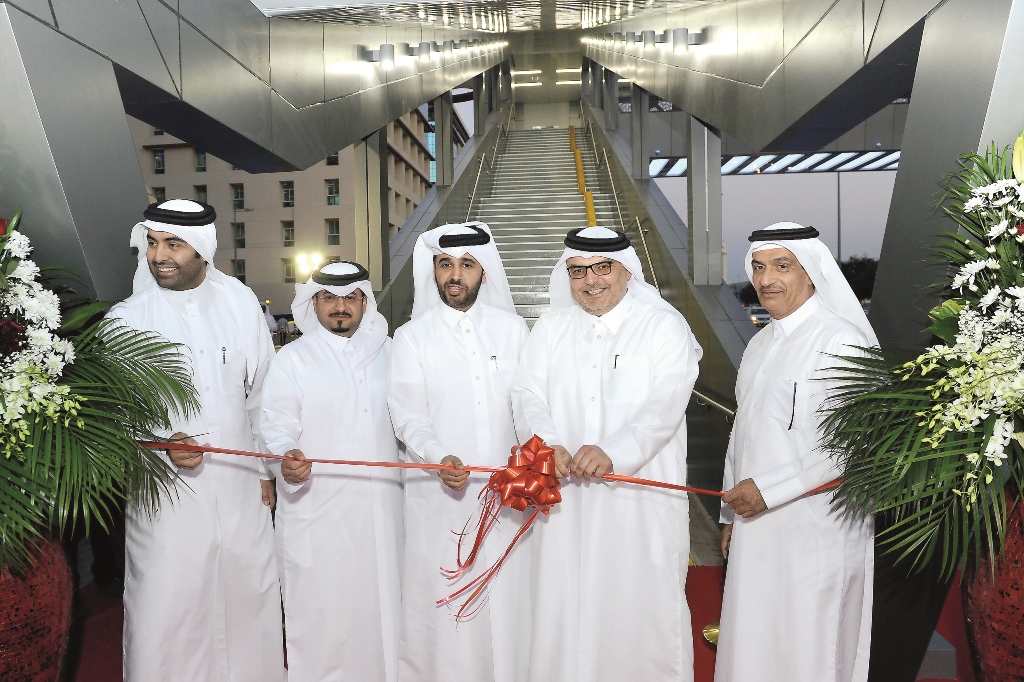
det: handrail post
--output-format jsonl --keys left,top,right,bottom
{"left": 574, "top": 148, "right": 586, "bottom": 194}
{"left": 585, "top": 190, "right": 598, "bottom": 226}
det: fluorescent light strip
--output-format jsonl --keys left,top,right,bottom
{"left": 720, "top": 156, "right": 750, "bottom": 174}
{"left": 882, "top": 162, "right": 899, "bottom": 170}
{"left": 788, "top": 152, "right": 830, "bottom": 172}
{"left": 738, "top": 155, "right": 777, "bottom": 174}
{"left": 511, "top": 69, "right": 542, "bottom": 75}
{"left": 837, "top": 151, "right": 886, "bottom": 171}
{"left": 556, "top": 80, "right": 582, "bottom": 85}
{"left": 665, "top": 158, "right": 688, "bottom": 176}
{"left": 649, "top": 158, "right": 669, "bottom": 175}
{"left": 811, "top": 152, "right": 858, "bottom": 171}
{"left": 511, "top": 82, "right": 542, "bottom": 88}
{"left": 762, "top": 154, "right": 804, "bottom": 174}
{"left": 861, "top": 151, "right": 901, "bottom": 170}
{"left": 556, "top": 68, "right": 582, "bottom": 73}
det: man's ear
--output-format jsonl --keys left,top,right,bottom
{"left": 482, "top": 272, "right": 488, "bottom": 283}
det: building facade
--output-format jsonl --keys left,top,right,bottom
{"left": 129, "top": 107, "right": 466, "bottom": 314}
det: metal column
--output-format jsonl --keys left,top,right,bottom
{"left": 603, "top": 69, "right": 619, "bottom": 130}
{"left": 591, "top": 63, "right": 604, "bottom": 112}
{"left": 499, "top": 61, "right": 512, "bottom": 103}
{"left": 433, "top": 91, "right": 454, "bottom": 186}
{"left": 582, "top": 58, "right": 593, "bottom": 103}
{"left": 353, "top": 127, "right": 389, "bottom": 290}
{"left": 630, "top": 86, "right": 651, "bottom": 180}
{"left": 472, "top": 73, "right": 486, "bottom": 139}
{"left": 687, "top": 116, "right": 723, "bottom": 285}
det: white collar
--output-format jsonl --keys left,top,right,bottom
{"left": 576, "top": 291, "right": 635, "bottom": 336}
{"left": 313, "top": 318, "right": 353, "bottom": 350}
{"left": 771, "top": 293, "right": 820, "bottom": 339}
{"left": 438, "top": 300, "right": 484, "bottom": 329}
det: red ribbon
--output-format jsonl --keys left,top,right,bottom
{"left": 436, "top": 435, "right": 561, "bottom": 621}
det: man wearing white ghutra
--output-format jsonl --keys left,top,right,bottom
{"left": 716, "top": 222, "right": 876, "bottom": 682}
{"left": 514, "top": 226, "right": 702, "bottom": 682}
{"left": 261, "top": 261, "right": 402, "bottom": 682}
{"left": 388, "top": 222, "right": 532, "bottom": 682}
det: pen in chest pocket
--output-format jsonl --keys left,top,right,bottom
{"left": 222, "top": 347, "right": 226, "bottom": 365}
{"left": 491, "top": 355, "right": 498, "bottom": 371}
{"left": 787, "top": 382, "right": 797, "bottom": 430}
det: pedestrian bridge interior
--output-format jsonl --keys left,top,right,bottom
{"left": 3, "top": 0, "right": 1023, "bottom": 679}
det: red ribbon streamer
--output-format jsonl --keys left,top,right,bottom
{"left": 140, "top": 437, "right": 839, "bottom": 620}
{"left": 436, "top": 436, "right": 561, "bottom": 621}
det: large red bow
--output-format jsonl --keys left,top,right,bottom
{"left": 437, "top": 435, "right": 561, "bottom": 621}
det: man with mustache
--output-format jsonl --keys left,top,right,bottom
{"left": 514, "top": 226, "right": 702, "bottom": 682}
{"left": 388, "top": 222, "right": 532, "bottom": 682}
{"left": 107, "top": 200, "right": 282, "bottom": 681}
{"left": 261, "top": 261, "right": 402, "bottom": 681}
{"left": 714, "top": 223, "right": 875, "bottom": 682}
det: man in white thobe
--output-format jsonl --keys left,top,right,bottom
{"left": 261, "top": 261, "right": 402, "bottom": 682}
{"left": 107, "top": 199, "right": 283, "bottom": 682}
{"left": 388, "top": 222, "right": 531, "bottom": 682}
{"left": 514, "top": 226, "right": 702, "bottom": 682}
{"left": 715, "top": 222, "right": 875, "bottom": 682}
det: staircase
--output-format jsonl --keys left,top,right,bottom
{"left": 469, "top": 127, "right": 623, "bottom": 326}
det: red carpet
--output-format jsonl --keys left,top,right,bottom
{"left": 67, "top": 566, "right": 972, "bottom": 682}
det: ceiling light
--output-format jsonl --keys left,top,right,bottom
{"left": 671, "top": 28, "right": 688, "bottom": 52}
{"left": 738, "top": 155, "right": 777, "bottom": 174}
{"left": 861, "top": 151, "right": 901, "bottom": 170}
{"left": 649, "top": 158, "right": 669, "bottom": 175}
{"left": 556, "top": 68, "right": 582, "bottom": 73}
{"left": 511, "top": 82, "right": 542, "bottom": 88}
{"left": 720, "top": 156, "right": 750, "bottom": 174}
{"left": 762, "top": 154, "right": 803, "bottom": 173}
{"left": 836, "top": 151, "right": 886, "bottom": 171}
{"left": 666, "top": 158, "right": 688, "bottom": 176}
{"left": 812, "top": 152, "right": 858, "bottom": 171}
{"left": 788, "top": 153, "right": 830, "bottom": 172}
{"left": 512, "top": 69, "right": 542, "bottom": 75}
{"left": 556, "top": 80, "right": 582, "bottom": 85}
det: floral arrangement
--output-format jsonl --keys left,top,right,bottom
{"left": 822, "top": 135, "right": 1024, "bottom": 577}
{"left": 0, "top": 210, "right": 199, "bottom": 572}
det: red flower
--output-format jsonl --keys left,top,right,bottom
{"left": 0, "top": 217, "right": 8, "bottom": 237}
{"left": 1016, "top": 223, "right": 1024, "bottom": 235}
{"left": 0, "top": 318, "right": 28, "bottom": 356}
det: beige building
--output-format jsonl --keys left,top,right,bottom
{"left": 129, "top": 107, "right": 467, "bottom": 315}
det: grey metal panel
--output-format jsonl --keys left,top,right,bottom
{"left": 177, "top": 0, "right": 270, "bottom": 82}
{"left": 269, "top": 18, "right": 325, "bottom": 109}
{"left": 864, "top": 0, "right": 886, "bottom": 58}
{"left": 6, "top": 0, "right": 54, "bottom": 26}
{"left": 701, "top": 3, "right": 738, "bottom": 84}
{"left": 270, "top": 91, "right": 326, "bottom": 168}
{"left": 781, "top": 0, "right": 836, "bottom": 55}
{"left": 863, "top": 105, "right": 895, "bottom": 150}
{"left": 780, "top": 0, "right": 863, "bottom": 131}
{"left": 180, "top": 21, "right": 273, "bottom": 151}
{"left": 867, "top": 0, "right": 945, "bottom": 62}
{"left": 324, "top": 85, "right": 387, "bottom": 151}
{"left": 323, "top": 23, "right": 384, "bottom": 101}
{"left": 737, "top": 0, "right": 783, "bottom": 87}
{"left": 2, "top": 6, "right": 144, "bottom": 302}
{"left": 871, "top": 0, "right": 1018, "bottom": 348}
{"left": 51, "top": 0, "right": 178, "bottom": 95}
{"left": 136, "top": 0, "right": 182, "bottom": 93}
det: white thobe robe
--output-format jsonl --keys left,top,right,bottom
{"left": 108, "top": 276, "right": 283, "bottom": 682}
{"left": 715, "top": 294, "right": 873, "bottom": 682}
{"left": 514, "top": 292, "right": 701, "bottom": 682}
{"left": 388, "top": 302, "right": 531, "bottom": 682}
{"left": 261, "top": 323, "right": 403, "bottom": 682}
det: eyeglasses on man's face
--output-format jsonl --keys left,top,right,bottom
{"left": 566, "top": 260, "right": 615, "bottom": 279}
{"left": 315, "top": 291, "right": 365, "bottom": 304}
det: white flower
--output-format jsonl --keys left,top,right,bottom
{"left": 979, "top": 286, "right": 1001, "bottom": 311}
{"left": 10, "top": 259, "right": 40, "bottom": 282}
{"left": 2, "top": 231, "right": 31, "bottom": 258}
{"left": 964, "top": 196, "right": 985, "bottom": 213}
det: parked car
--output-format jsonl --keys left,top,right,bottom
{"left": 746, "top": 304, "right": 771, "bottom": 327}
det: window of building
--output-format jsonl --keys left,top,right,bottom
{"left": 194, "top": 185, "right": 208, "bottom": 204}
{"left": 233, "top": 259, "right": 246, "bottom": 284}
{"left": 232, "top": 164, "right": 242, "bottom": 170}
{"left": 231, "top": 183, "right": 245, "bottom": 210}
{"left": 153, "top": 128, "right": 164, "bottom": 135}
{"left": 326, "top": 153, "right": 339, "bottom": 166}
{"left": 283, "top": 258, "right": 295, "bottom": 284}
{"left": 282, "top": 221, "right": 295, "bottom": 247}
{"left": 648, "top": 97, "right": 681, "bottom": 112}
{"left": 153, "top": 150, "right": 165, "bottom": 174}
{"left": 326, "top": 219, "right": 340, "bottom": 246}
{"left": 233, "top": 222, "right": 245, "bottom": 249}
{"left": 196, "top": 150, "right": 207, "bottom": 172}
{"left": 326, "top": 179, "right": 340, "bottom": 206}
{"left": 152, "top": 187, "right": 166, "bottom": 203}
{"left": 281, "top": 181, "right": 295, "bottom": 208}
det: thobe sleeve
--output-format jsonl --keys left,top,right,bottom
{"left": 752, "top": 331, "right": 867, "bottom": 510}
{"left": 595, "top": 315, "right": 700, "bottom": 476}
{"left": 720, "top": 433, "right": 737, "bottom": 524}
{"left": 512, "top": 316, "right": 564, "bottom": 446}
{"left": 510, "top": 318, "right": 533, "bottom": 445}
{"left": 260, "top": 350, "right": 307, "bottom": 493}
{"left": 246, "top": 316, "right": 277, "bottom": 480}
{"left": 388, "top": 329, "right": 448, "bottom": 464}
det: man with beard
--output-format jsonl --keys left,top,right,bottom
{"left": 261, "top": 261, "right": 402, "bottom": 681}
{"left": 715, "top": 223, "right": 875, "bottom": 682}
{"left": 388, "top": 222, "right": 532, "bottom": 682}
{"left": 514, "top": 226, "right": 702, "bottom": 682}
{"left": 107, "top": 200, "right": 283, "bottom": 681}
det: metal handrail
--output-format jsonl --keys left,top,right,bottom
{"left": 466, "top": 153, "right": 487, "bottom": 222}
{"left": 634, "top": 216, "right": 661, "bottom": 292}
{"left": 603, "top": 148, "right": 625, "bottom": 232}
{"left": 694, "top": 390, "right": 736, "bottom": 418}
{"left": 487, "top": 102, "right": 516, "bottom": 170}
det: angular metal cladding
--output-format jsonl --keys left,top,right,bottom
{"left": 136, "top": 0, "right": 183, "bottom": 94}
{"left": 270, "top": 18, "right": 325, "bottom": 110}
{"left": 6, "top": 0, "right": 55, "bottom": 27}
{"left": 271, "top": 91, "right": 327, "bottom": 170}
{"left": 177, "top": 0, "right": 270, "bottom": 83}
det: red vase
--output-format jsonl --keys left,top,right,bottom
{"left": 0, "top": 540, "right": 74, "bottom": 681}
{"left": 962, "top": 499, "right": 1024, "bottom": 680}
